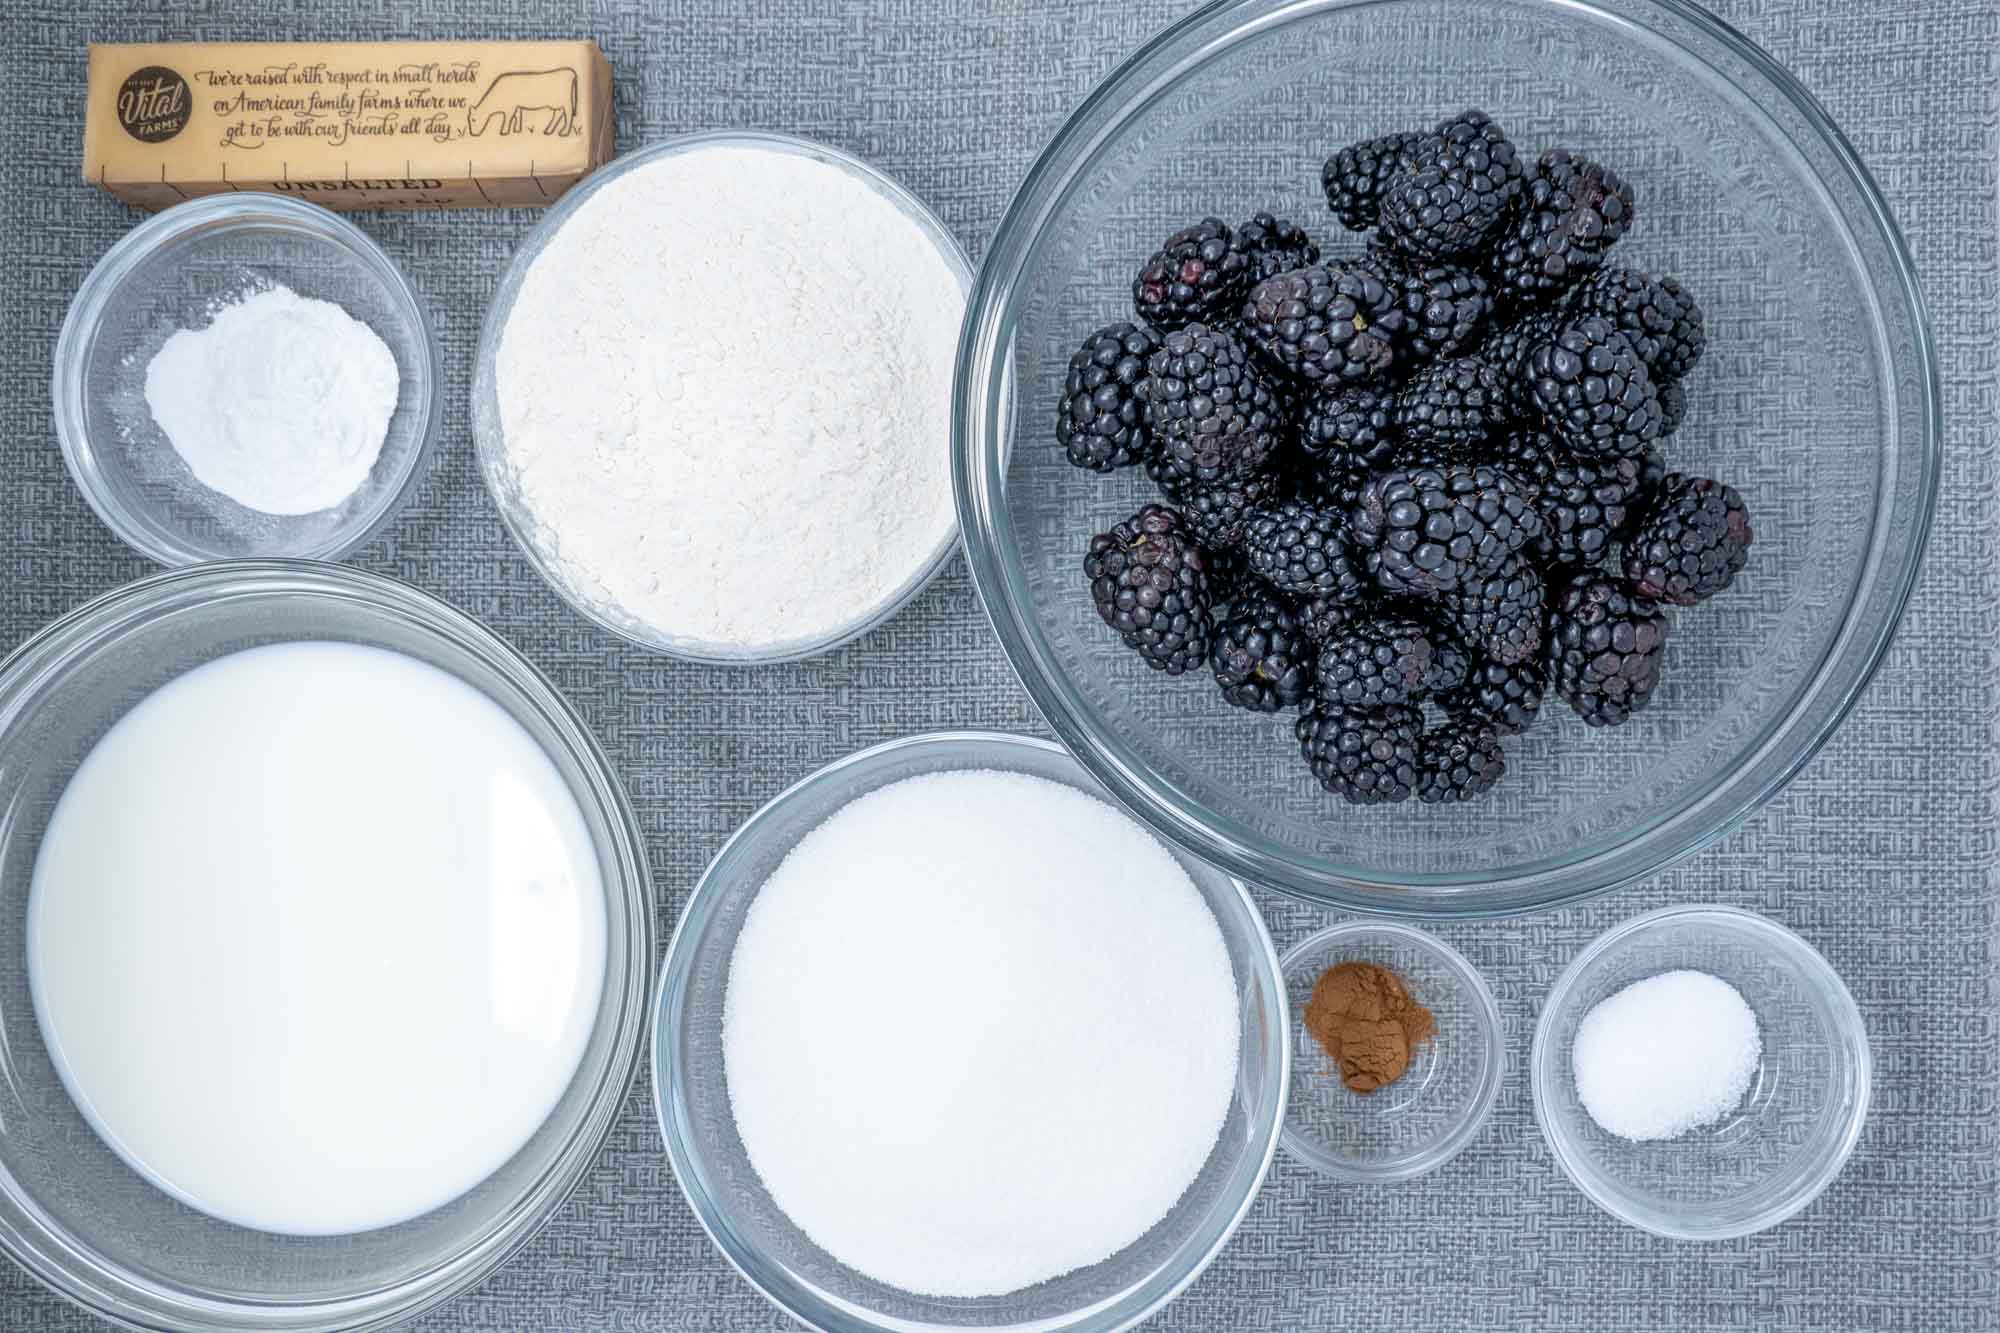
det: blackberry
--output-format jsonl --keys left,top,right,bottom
{"left": 1545, "top": 573, "right": 1670, "bottom": 726}
{"left": 1563, "top": 267, "right": 1706, "bottom": 380}
{"left": 1301, "top": 383, "right": 1398, "bottom": 467}
{"left": 1240, "top": 262, "right": 1399, "bottom": 386}
{"left": 1243, "top": 499, "right": 1368, "bottom": 602}
{"left": 1480, "top": 307, "right": 1566, "bottom": 417}
{"left": 1379, "top": 257, "right": 1494, "bottom": 360}
{"left": 1209, "top": 585, "right": 1313, "bottom": 712}
{"left": 1392, "top": 356, "right": 1506, "bottom": 452}
{"left": 1523, "top": 316, "right": 1662, "bottom": 458}
{"left": 1621, "top": 474, "right": 1754, "bottom": 606}
{"left": 1323, "top": 130, "right": 1429, "bottom": 231}
{"left": 1657, "top": 377, "right": 1687, "bottom": 438}
{"left": 1378, "top": 111, "right": 1524, "bottom": 260}
{"left": 1347, "top": 461, "right": 1542, "bottom": 596}
{"left": 1417, "top": 721, "right": 1506, "bottom": 804}
{"left": 1296, "top": 700, "right": 1422, "bottom": 805}
{"left": 1133, "top": 218, "right": 1253, "bottom": 328}
{"left": 1083, "top": 504, "right": 1214, "bottom": 674}
{"left": 1231, "top": 211, "right": 1321, "bottom": 282}
{"left": 1440, "top": 550, "right": 1544, "bottom": 665}
{"left": 1296, "top": 593, "right": 1360, "bottom": 644}
{"left": 1153, "top": 466, "right": 1283, "bottom": 552}
{"left": 1493, "top": 429, "right": 1644, "bottom": 567}
{"left": 1424, "top": 628, "right": 1473, "bottom": 696}
{"left": 1056, "top": 322, "right": 1160, "bottom": 472}
{"left": 1143, "top": 322, "right": 1287, "bottom": 487}
{"left": 1314, "top": 615, "right": 1438, "bottom": 709}
{"left": 1488, "top": 150, "right": 1636, "bottom": 307}
{"left": 1439, "top": 657, "right": 1546, "bottom": 735}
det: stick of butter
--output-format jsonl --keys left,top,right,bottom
{"left": 83, "top": 41, "right": 614, "bottom": 211}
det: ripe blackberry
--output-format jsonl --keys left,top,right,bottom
{"left": 1439, "top": 657, "right": 1546, "bottom": 735}
{"left": 1083, "top": 504, "right": 1214, "bottom": 674}
{"left": 1493, "top": 429, "right": 1644, "bottom": 567}
{"left": 1314, "top": 615, "right": 1438, "bottom": 709}
{"left": 1056, "top": 322, "right": 1160, "bottom": 472}
{"left": 1296, "top": 700, "right": 1422, "bottom": 805}
{"left": 1440, "top": 550, "right": 1543, "bottom": 664}
{"left": 1240, "top": 262, "right": 1399, "bottom": 386}
{"left": 1347, "top": 461, "right": 1542, "bottom": 596}
{"left": 1378, "top": 110, "right": 1523, "bottom": 260}
{"left": 1143, "top": 322, "right": 1287, "bottom": 487}
{"left": 1209, "top": 584, "right": 1313, "bottom": 712}
{"left": 1133, "top": 218, "right": 1253, "bottom": 328}
{"left": 1621, "top": 474, "right": 1754, "bottom": 606}
{"left": 1545, "top": 573, "right": 1670, "bottom": 726}
{"left": 1323, "top": 130, "right": 1429, "bottom": 231}
{"left": 1153, "top": 467, "right": 1283, "bottom": 552}
{"left": 1417, "top": 721, "right": 1506, "bottom": 804}
{"left": 1301, "top": 383, "right": 1398, "bottom": 467}
{"left": 1393, "top": 356, "right": 1506, "bottom": 452}
{"left": 1488, "top": 150, "right": 1636, "bottom": 307}
{"left": 1524, "top": 316, "right": 1662, "bottom": 458}
{"left": 1656, "top": 377, "right": 1687, "bottom": 438}
{"left": 1377, "top": 257, "right": 1494, "bottom": 360}
{"left": 1480, "top": 307, "right": 1565, "bottom": 417}
{"left": 1243, "top": 499, "right": 1367, "bottom": 602}
{"left": 1562, "top": 267, "right": 1706, "bottom": 380}
{"left": 1231, "top": 211, "right": 1321, "bottom": 282}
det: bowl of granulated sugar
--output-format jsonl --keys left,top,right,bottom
{"left": 651, "top": 731, "right": 1289, "bottom": 1331}
{"left": 473, "top": 131, "right": 973, "bottom": 663}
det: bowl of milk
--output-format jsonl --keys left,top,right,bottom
{"left": 0, "top": 561, "right": 653, "bottom": 1330}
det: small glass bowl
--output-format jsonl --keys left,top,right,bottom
{"left": 472, "top": 131, "right": 973, "bottom": 664}
{"left": 52, "top": 194, "right": 442, "bottom": 566}
{"left": 0, "top": 562, "right": 653, "bottom": 1330}
{"left": 1531, "top": 905, "right": 1871, "bottom": 1240}
{"left": 652, "top": 731, "right": 1288, "bottom": 1332}
{"left": 1279, "top": 922, "right": 1503, "bottom": 1182}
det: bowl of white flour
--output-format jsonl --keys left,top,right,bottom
{"left": 53, "top": 194, "right": 442, "bottom": 566}
{"left": 473, "top": 131, "right": 972, "bottom": 662}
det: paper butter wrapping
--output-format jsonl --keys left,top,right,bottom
{"left": 82, "top": 41, "right": 614, "bottom": 211}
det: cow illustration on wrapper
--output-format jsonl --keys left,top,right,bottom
{"left": 468, "top": 68, "right": 580, "bottom": 137}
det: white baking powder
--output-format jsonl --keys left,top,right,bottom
{"left": 144, "top": 284, "right": 398, "bottom": 516}
{"left": 1572, "top": 969, "right": 1762, "bottom": 1142}
{"left": 494, "top": 144, "right": 965, "bottom": 653}
{"left": 721, "top": 770, "right": 1240, "bottom": 1298}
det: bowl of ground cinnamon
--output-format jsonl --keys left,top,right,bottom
{"left": 1280, "top": 923, "right": 1504, "bottom": 1182}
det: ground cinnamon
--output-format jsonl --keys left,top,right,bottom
{"left": 1304, "top": 960, "right": 1436, "bottom": 1093}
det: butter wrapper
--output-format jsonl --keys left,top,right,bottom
{"left": 83, "top": 41, "right": 614, "bottom": 211}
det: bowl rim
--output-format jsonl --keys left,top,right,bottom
{"left": 649, "top": 728, "right": 1290, "bottom": 1333}
{"left": 1526, "top": 903, "right": 1873, "bottom": 1240}
{"left": 0, "top": 560, "right": 655, "bottom": 1331}
{"left": 50, "top": 192, "right": 444, "bottom": 568}
{"left": 1277, "top": 921, "right": 1505, "bottom": 1182}
{"left": 469, "top": 129, "right": 974, "bottom": 666}
{"left": 950, "top": 0, "right": 1943, "bottom": 918}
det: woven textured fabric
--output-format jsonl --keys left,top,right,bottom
{"left": 1, "top": 0, "right": 1995, "bottom": 1328}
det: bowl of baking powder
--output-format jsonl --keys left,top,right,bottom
{"left": 472, "top": 131, "right": 973, "bottom": 663}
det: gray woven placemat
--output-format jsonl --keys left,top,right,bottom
{"left": 2, "top": 0, "right": 1994, "bottom": 1328}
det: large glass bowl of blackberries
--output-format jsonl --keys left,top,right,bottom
{"left": 953, "top": 0, "right": 1937, "bottom": 918}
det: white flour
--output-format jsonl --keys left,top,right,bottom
{"left": 144, "top": 284, "right": 398, "bottom": 516}
{"left": 495, "top": 143, "right": 965, "bottom": 653}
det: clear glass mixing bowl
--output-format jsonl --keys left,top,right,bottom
{"left": 652, "top": 731, "right": 1288, "bottom": 1333}
{"left": 953, "top": 0, "right": 1938, "bottom": 917}
{"left": 0, "top": 563, "right": 654, "bottom": 1331}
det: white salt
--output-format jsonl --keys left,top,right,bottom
{"left": 1572, "top": 969, "right": 1762, "bottom": 1142}
{"left": 721, "top": 769, "right": 1240, "bottom": 1298}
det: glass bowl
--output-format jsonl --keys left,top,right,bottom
{"left": 952, "top": 0, "right": 1939, "bottom": 917}
{"left": 652, "top": 731, "right": 1288, "bottom": 1332}
{"left": 0, "top": 562, "right": 654, "bottom": 1330}
{"left": 1280, "top": 922, "right": 1503, "bottom": 1182}
{"left": 52, "top": 194, "right": 442, "bottom": 566}
{"left": 471, "top": 130, "right": 973, "bottom": 664}
{"left": 1530, "top": 905, "right": 1870, "bottom": 1239}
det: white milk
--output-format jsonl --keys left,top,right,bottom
{"left": 27, "top": 641, "right": 608, "bottom": 1235}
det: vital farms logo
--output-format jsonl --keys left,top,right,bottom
{"left": 116, "top": 66, "right": 191, "bottom": 143}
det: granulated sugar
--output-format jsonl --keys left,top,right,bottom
{"left": 721, "top": 770, "right": 1240, "bottom": 1298}
{"left": 1572, "top": 969, "right": 1762, "bottom": 1142}
{"left": 494, "top": 143, "right": 965, "bottom": 653}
